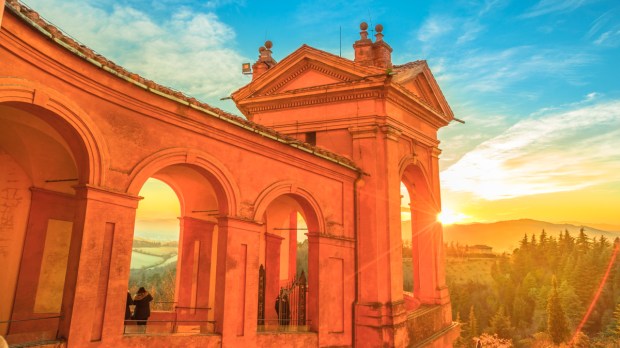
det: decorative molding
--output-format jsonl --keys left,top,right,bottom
{"left": 349, "top": 125, "right": 378, "bottom": 140}
{"left": 247, "top": 91, "right": 383, "bottom": 113}
{"left": 381, "top": 125, "right": 402, "bottom": 142}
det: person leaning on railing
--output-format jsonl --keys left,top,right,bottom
{"left": 132, "top": 287, "right": 153, "bottom": 331}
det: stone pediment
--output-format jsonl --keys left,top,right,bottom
{"left": 232, "top": 45, "right": 385, "bottom": 101}
{"left": 392, "top": 61, "right": 454, "bottom": 120}
{"left": 252, "top": 59, "right": 359, "bottom": 97}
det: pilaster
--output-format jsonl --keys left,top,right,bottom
{"left": 60, "top": 185, "right": 141, "bottom": 346}
{"left": 213, "top": 216, "right": 262, "bottom": 347}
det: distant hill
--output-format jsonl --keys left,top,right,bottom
{"left": 442, "top": 219, "right": 620, "bottom": 253}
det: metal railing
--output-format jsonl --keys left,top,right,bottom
{"left": 123, "top": 319, "right": 216, "bottom": 334}
{"left": 256, "top": 319, "right": 312, "bottom": 333}
{"left": 124, "top": 306, "right": 215, "bottom": 335}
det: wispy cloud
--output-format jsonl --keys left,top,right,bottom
{"left": 26, "top": 0, "right": 250, "bottom": 101}
{"left": 520, "top": 0, "right": 595, "bottom": 18}
{"left": 418, "top": 16, "right": 454, "bottom": 43}
{"left": 435, "top": 46, "right": 593, "bottom": 93}
{"left": 587, "top": 9, "right": 620, "bottom": 47}
{"left": 441, "top": 100, "right": 620, "bottom": 200}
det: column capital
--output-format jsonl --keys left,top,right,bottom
{"left": 380, "top": 125, "right": 402, "bottom": 142}
{"left": 348, "top": 125, "right": 378, "bottom": 139}
{"left": 72, "top": 185, "right": 142, "bottom": 209}
{"left": 217, "top": 215, "right": 263, "bottom": 233}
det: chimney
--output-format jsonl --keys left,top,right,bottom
{"left": 372, "top": 24, "right": 392, "bottom": 69}
{"left": 353, "top": 22, "right": 393, "bottom": 69}
{"left": 252, "top": 40, "right": 277, "bottom": 80}
{"left": 353, "top": 22, "right": 374, "bottom": 66}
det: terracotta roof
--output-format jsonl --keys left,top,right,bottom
{"left": 392, "top": 60, "right": 426, "bottom": 71}
{"left": 3, "top": 0, "right": 360, "bottom": 172}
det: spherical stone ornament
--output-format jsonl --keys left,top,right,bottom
{"left": 375, "top": 24, "right": 383, "bottom": 33}
{"left": 360, "top": 22, "right": 368, "bottom": 31}
{"left": 259, "top": 46, "right": 266, "bottom": 53}
{"left": 265, "top": 40, "right": 273, "bottom": 49}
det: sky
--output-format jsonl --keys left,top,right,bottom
{"left": 20, "top": 0, "right": 620, "bottom": 229}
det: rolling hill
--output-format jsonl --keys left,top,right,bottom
{"left": 441, "top": 219, "right": 620, "bottom": 253}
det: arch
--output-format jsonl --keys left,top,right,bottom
{"left": 399, "top": 154, "right": 440, "bottom": 211}
{"left": 126, "top": 148, "right": 239, "bottom": 216}
{"left": 0, "top": 78, "right": 108, "bottom": 186}
{"left": 253, "top": 181, "right": 326, "bottom": 233}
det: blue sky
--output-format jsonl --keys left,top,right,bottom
{"left": 21, "top": 0, "right": 620, "bottom": 227}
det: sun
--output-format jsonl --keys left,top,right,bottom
{"left": 437, "top": 208, "right": 470, "bottom": 225}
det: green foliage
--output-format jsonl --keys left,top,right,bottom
{"left": 489, "top": 306, "right": 514, "bottom": 339}
{"left": 445, "top": 228, "right": 620, "bottom": 346}
{"left": 547, "top": 276, "right": 570, "bottom": 344}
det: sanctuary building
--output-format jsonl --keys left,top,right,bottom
{"left": 0, "top": 1, "right": 459, "bottom": 346}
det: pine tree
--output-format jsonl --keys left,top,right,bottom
{"left": 468, "top": 305, "right": 478, "bottom": 339}
{"left": 547, "top": 276, "right": 569, "bottom": 344}
{"left": 489, "top": 306, "right": 513, "bottom": 339}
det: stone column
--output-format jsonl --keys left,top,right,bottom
{"left": 213, "top": 216, "right": 261, "bottom": 347}
{"left": 350, "top": 125, "right": 407, "bottom": 348}
{"left": 176, "top": 217, "right": 216, "bottom": 321}
{"left": 264, "top": 232, "right": 283, "bottom": 324}
{"left": 287, "top": 211, "right": 298, "bottom": 282}
{"left": 59, "top": 185, "right": 141, "bottom": 346}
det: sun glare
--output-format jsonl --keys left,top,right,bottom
{"left": 437, "top": 208, "right": 470, "bottom": 225}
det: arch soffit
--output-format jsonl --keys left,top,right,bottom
{"left": 253, "top": 181, "right": 326, "bottom": 233}
{"left": 126, "top": 148, "right": 239, "bottom": 216}
{"left": 398, "top": 154, "right": 440, "bottom": 210}
{"left": 0, "top": 78, "right": 109, "bottom": 186}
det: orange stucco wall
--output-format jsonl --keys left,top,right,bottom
{"left": 1, "top": 3, "right": 457, "bottom": 347}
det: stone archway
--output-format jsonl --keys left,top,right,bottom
{"left": 253, "top": 183, "right": 323, "bottom": 332}
{"left": 400, "top": 160, "right": 444, "bottom": 305}
{"left": 125, "top": 153, "right": 239, "bottom": 334}
{"left": 0, "top": 98, "right": 102, "bottom": 343}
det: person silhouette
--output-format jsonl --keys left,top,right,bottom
{"left": 132, "top": 287, "right": 153, "bottom": 332}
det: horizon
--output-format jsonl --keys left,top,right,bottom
{"left": 22, "top": 0, "right": 620, "bottom": 227}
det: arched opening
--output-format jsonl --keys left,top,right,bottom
{"left": 401, "top": 164, "right": 441, "bottom": 307}
{"left": 256, "top": 194, "right": 318, "bottom": 332}
{"left": 0, "top": 102, "right": 88, "bottom": 344}
{"left": 401, "top": 182, "right": 414, "bottom": 293}
{"left": 126, "top": 164, "right": 225, "bottom": 335}
{"left": 128, "top": 178, "right": 180, "bottom": 315}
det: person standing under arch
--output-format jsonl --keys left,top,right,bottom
{"left": 132, "top": 287, "right": 153, "bottom": 332}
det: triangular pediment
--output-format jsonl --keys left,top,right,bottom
{"left": 232, "top": 45, "right": 385, "bottom": 102}
{"left": 254, "top": 59, "right": 360, "bottom": 97}
{"left": 393, "top": 61, "right": 454, "bottom": 119}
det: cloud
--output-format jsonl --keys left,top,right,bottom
{"left": 441, "top": 100, "right": 620, "bottom": 200}
{"left": 25, "top": 0, "right": 250, "bottom": 101}
{"left": 418, "top": 16, "right": 454, "bottom": 43}
{"left": 520, "top": 0, "right": 595, "bottom": 18}
{"left": 588, "top": 9, "right": 620, "bottom": 47}
{"left": 434, "top": 47, "right": 592, "bottom": 93}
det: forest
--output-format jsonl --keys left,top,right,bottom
{"left": 446, "top": 229, "right": 620, "bottom": 347}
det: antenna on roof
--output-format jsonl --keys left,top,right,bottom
{"left": 339, "top": 26, "right": 342, "bottom": 57}
{"left": 367, "top": 9, "right": 374, "bottom": 36}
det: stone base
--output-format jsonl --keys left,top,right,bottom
{"left": 405, "top": 304, "right": 459, "bottom": 347}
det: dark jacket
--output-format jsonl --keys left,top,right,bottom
{"left": 132, "top": 292, "right": 153, "bottom": 320}
{"left": 125, "top": 292, "right": 134, "bottom": 320}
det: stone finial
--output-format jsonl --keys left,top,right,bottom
{"left": 359, "top": 22, "right": 369, "bottom": 40}
{"left": 252, "top": 41, "right": 277, "bottom": 80}
{"left": 375, "top": 24, "right": 384, "bottom": 42}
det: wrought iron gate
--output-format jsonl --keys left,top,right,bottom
{"left": 257, "top": 265, "right": 307, "bottom": 329}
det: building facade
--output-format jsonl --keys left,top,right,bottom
{"left": 0, "top": 1, "right": 458, "bottom": 347}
